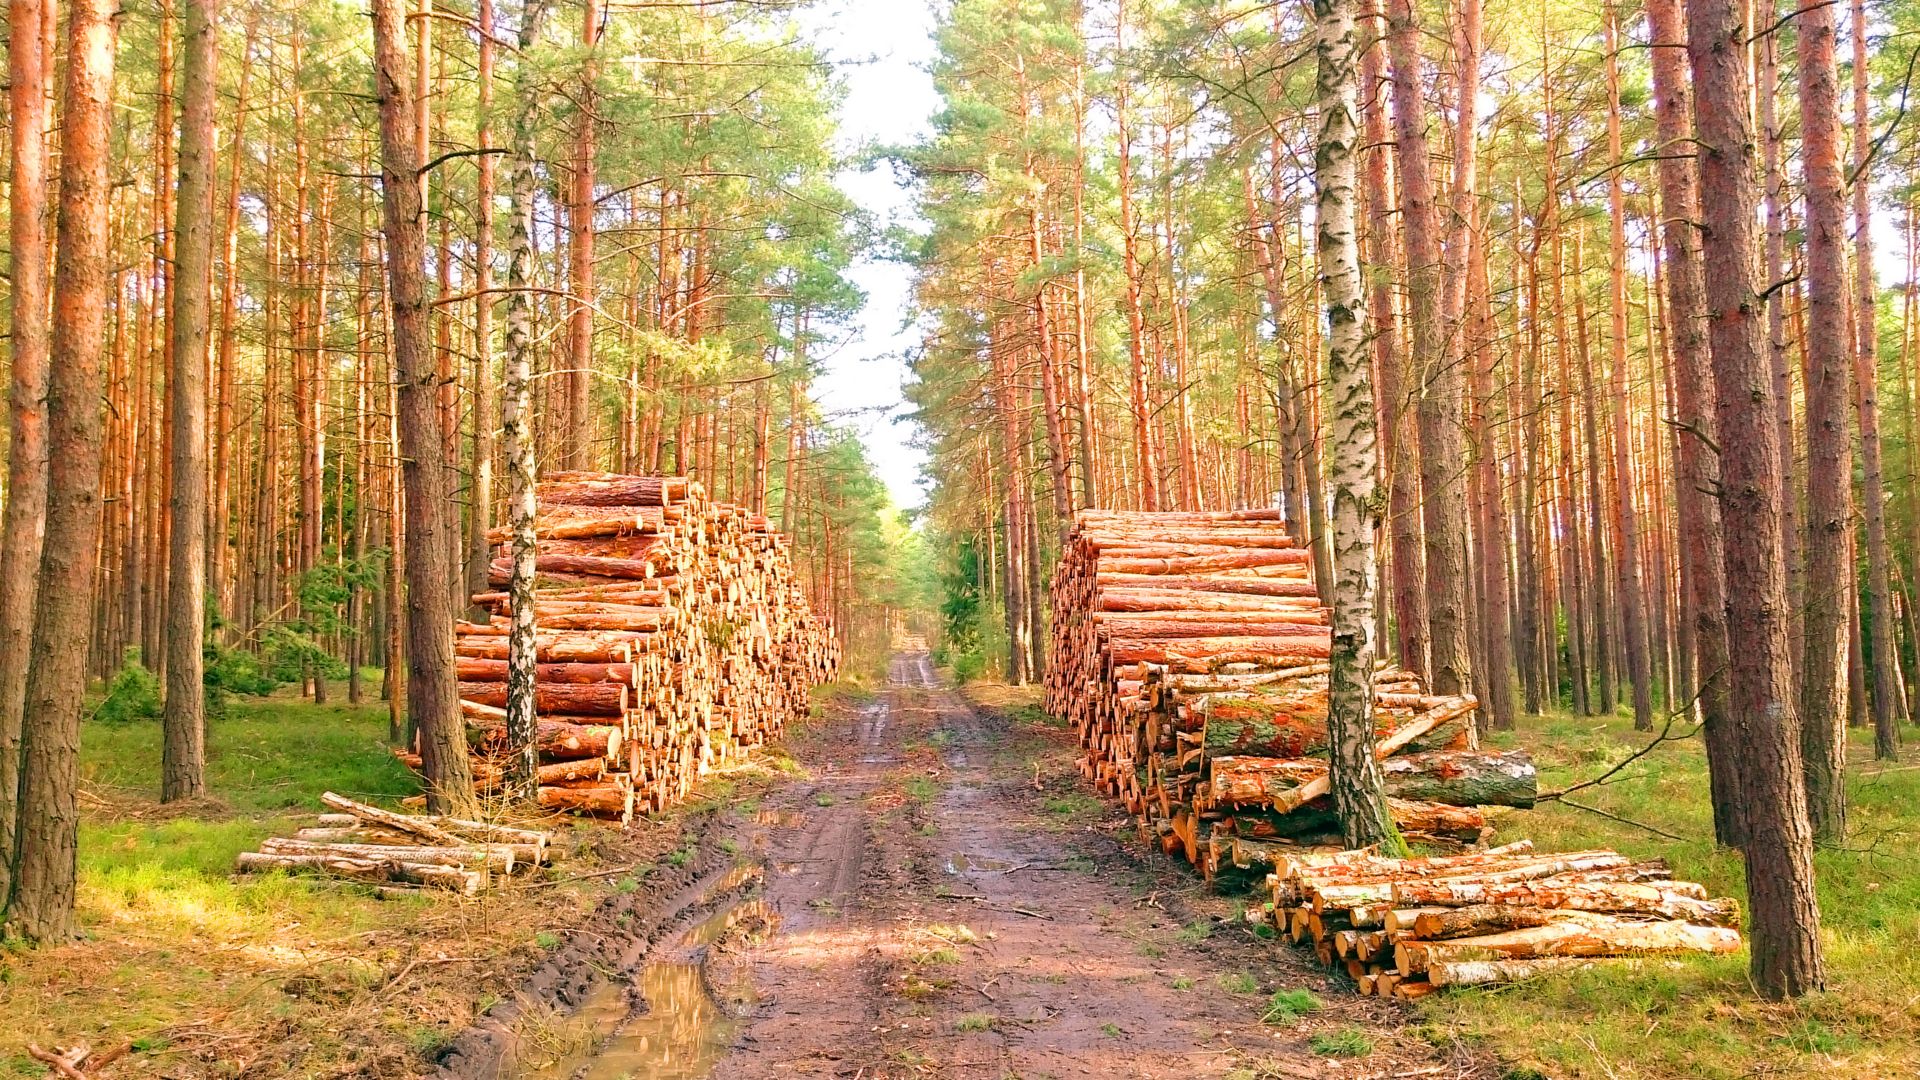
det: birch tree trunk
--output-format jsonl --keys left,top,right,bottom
{"left": 500, "top": 0, "right": 552, "bottom": 800}
{"left": 1315, "top": 0, "right": 1401, "bottom": 853}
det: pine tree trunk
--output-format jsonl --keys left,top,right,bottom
{"left": 0, "top": 0, "right": 51, "bottom": 902}
{"left": 162, "top": 0, "right": 219, "bottom": 802}
{"left": 1358, "top": 0, "right": 1428, "bottom": 679}
{"left": 1852, "top": 0, "right": 1906, "bottom": 752}
{"left": 1646, "top": 0, "right": 1743, "bottom": 845}
{"left": 566, "top": 0, "right": 601, "bottom": 469}
{"left": 467, "top": 0, "right": 500, "bottom": 619}
{"left": 1387, "top": 0, "right": 1471, "bottom": 698}
{"left": 1115, "top": 0, "right": 1158, "bottom": 512}
{"left": 1795, "top": 0, "right": 1853, "bottom": 842}
{"left": 1685, "top": 0, "right": 1826, "bottom": 998}
{"left": 8, "top": 0, "right": 116, "bottom": 940}
{"left": 1314, "top": 0, "right": 1402, "bottom": 854}
{"left": 1604, "top": 1, "right": 1652, "bottom": 730}
{"left": 370, "top": 0, "right": 478, "bottom": 816}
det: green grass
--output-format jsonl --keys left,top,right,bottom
{"left": 1261, "top": 988, "right": 1320, "bottom": 1025}
{"left": 83, "top": 692, "right": 415, "bottom": 814}
{"left": 1217, "top": 971, "right": 1259, "bottom": 994}
{"left": 1308, "top": 1027, "right": 1373, "bottom": 1058}
{"left": 953, "top": 1013, "right": 997, "bottom": 1032}
{"left": 1422, "top": 711, "right": 1920, "bottom": 1080}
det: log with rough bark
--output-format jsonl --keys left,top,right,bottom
{"left": 235, "top": 851, "right": 483, "bottom": 894}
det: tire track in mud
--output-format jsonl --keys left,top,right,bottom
{"left": 703, "top": 652, "right": 1485, "bottom": 1080}
{"left": 518, "top": 653, "right": 1489, "bottom": 1080}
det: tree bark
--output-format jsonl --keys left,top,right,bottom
{"left": 1315, "top": 0, "right": 1402, "bottom": 854}
{"left": 565, "top": 0, "right": 603, "bottom": 469}
{"left": 1387, "top": 0, "right": 1471, "bottom": 698}
{"left": 500, "top": 0, "right": 553, "bottom": 800}
{"left": 1358, "top": 0, "right": 1427, "bottom": 679}
{"left": 1685, "top": 0, "right": 1826, "bottom": 997}
{"left": 0, "top": 0, "right": 52, "bottom": 903}
{"left": 1852, "top": 0, "right": 1906, "bottom": 754}
{"left": 467, "top": 0, "right": 500, "bottom": 618}
{"left": 7, "top": 0, "right": 116, "bottom": 940}
{"left": 1794, "top": 0, "right": 1853, "bottom": 842}
{"left": 162, "top": 0, "right": 220, "bottom": 801}
{"left": 1115, "top": 0, "right": 1159, "bottom": 512}
{"left": 1645, "top": 0, "right": 1742, "bottom": 845}
{"left": 371, "top": 0, "right": 479, "bottom": 816}
{"left": 1605, "top": 0, "right": 1652, "bottom": 731}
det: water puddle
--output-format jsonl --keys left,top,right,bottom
{"left": 512, "top": 867, "right": 770, "bottom": 1080}
{"left": 944, "top": 852, "right": 1016, "bottom": 873}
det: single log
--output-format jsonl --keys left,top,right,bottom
{"left": 538, "top": 782, "right": 634, "bottom": 819}
{"left": 456, "top": 658, "right": 637, "bottom": 684}
{"left": 1390, "top": 877, "right": 1739, "bottom": 925}
{"left": 1397, "top": 916, "right": 1740, "bottom": 974}
{"left": 537, "top": 757, "right": 607, "bottom": 784}
{"left": 1209, "top": 749, "right": 1535, "bottom": 809}
{"left": 459, "top": 681, "right": 626, "bottom": 717}
{"left": 319, "top": 791, "right": 465, "bottom": 847}
{"left": 259, "top": 837, "right": 516, "bottom": 873}
{"left": 537, "top": 473, "right": 686, "bottom": 506}
{"left": 1426, "top": 956, "right": 1610, "bottom": 988}
{"left": 467, "top": 716, "right": 622, "bottom": 762}
{"left": 1307, "top": 852, "right": 1634, "bottom": 910}
{"left": 234, "top": 851, "right": 482, "bottom": 894}
{"left": 1406, "top": 904, "right": 1559, "bottom": 940}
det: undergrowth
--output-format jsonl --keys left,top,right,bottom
{"left": 1420, "top": 710, "right": 1920, "bottom": 1080}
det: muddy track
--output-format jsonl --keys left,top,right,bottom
{"left": 450, "top": 653, "right": 1493, "bottom": 1079}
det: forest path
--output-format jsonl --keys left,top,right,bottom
{"left": 683, "top": 652, "right": 1482, "bottom": 1080}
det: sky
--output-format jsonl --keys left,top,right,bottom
{"left": 796, "top": 0, "right": 943, "bottom": 512}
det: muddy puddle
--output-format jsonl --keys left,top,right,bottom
{"left": 943, "top": 852, "right": 1015, "bottom": 873}
{"left": 513, "top": 867, "right": 770, "bottom": 1080}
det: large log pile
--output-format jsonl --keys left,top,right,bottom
{"left": 1044, "top": 510, "right": 1527, "bottom": 873}
{"left": 234, "top": 792, "right": 557, "bottom": 895}
{"left": 438, "top": 472, "right": 838, "bottom": 822}
{"left": 1259, "top": 840, "right": 1742, "bottom": 997}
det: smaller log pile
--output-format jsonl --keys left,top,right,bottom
{"left": 1260, "top": 840, "right": 1741, "bottom": 998}
{"left": 444, "top": 472, "right": 839, "bottom": 822}
{"left": 1045, "top": 510, "right": 1527, "bottom": 875}
{"left": 234, "top": 792, "right": 556, "bottom": 895}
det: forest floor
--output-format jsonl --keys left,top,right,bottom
{"left": 1416, "top": 706, "right": 1920, "bottom": 1080}
{"left": 0, "top": 685, "right": 793, "bottom": 1079}
{"left": 9, "top": 665, "right": 1912, "bottom": 1080}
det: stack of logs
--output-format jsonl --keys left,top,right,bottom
{"left": 439, "top": 473, "right": 838, "bottom": 822}
{"left": 1261, "top": 840, "right": 1742, "bottom": 997}
{"left": 1044, "top": 509, "right": 1534, "bottom": 874}
{"left": 235, "top": 792, "right": 556, "bottom": 895}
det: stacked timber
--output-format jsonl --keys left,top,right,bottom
{"left": 235, "top": 792, "right": 556, "bottom": 895}
{"left": 1045, "top": 509, "right": 1529, "bottom": 874}
{"left": 435, "top": 472, "right": 837, "bottom": 823}
{"left": 1260, "top": 840, "right": 1742, "bottom": 997}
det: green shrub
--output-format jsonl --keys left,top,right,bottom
{"left": 93, "top": 649, "right": 163, "bottom": 725}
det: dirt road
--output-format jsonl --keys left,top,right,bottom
{"left": 687, "top": 653, "right": 1485, "bottom": 1079}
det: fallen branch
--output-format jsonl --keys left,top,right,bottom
{"left": 1556, "top": 798, "right": 1688, "bottom": 842}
